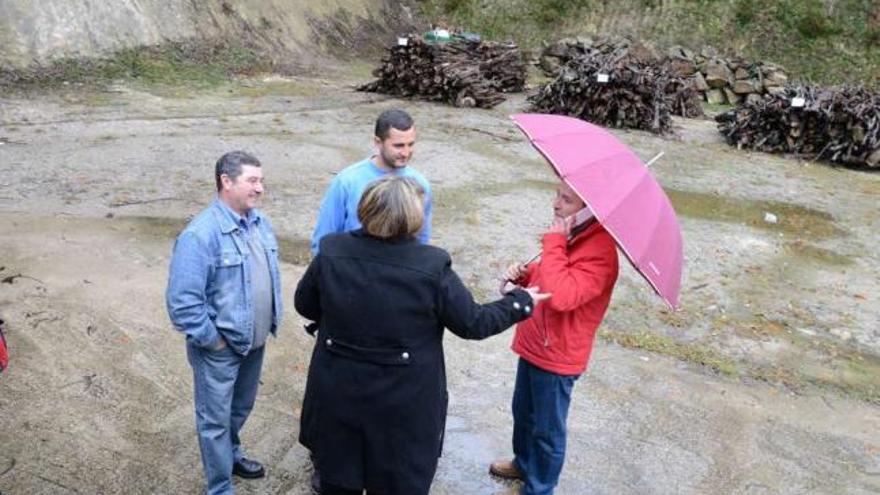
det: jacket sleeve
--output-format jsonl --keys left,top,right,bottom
{"left": 310, "top": 178, "right": 346, "bottom": 255}
{"left": 165, "top": 231, "right": 221, "bottom": 349}
{"left": 538, "top": 232, "right": 618, "bottom": 312}
{"left": 437, "top": 261, "right": 534, "bottom": 340}
{"left": 294, "top": 254, "right": 322, "bottom": 322}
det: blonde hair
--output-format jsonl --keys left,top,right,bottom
{"left": 357, "top": 176, "right": 425, "bottom": 239}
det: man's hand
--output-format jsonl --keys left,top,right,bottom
{"left": 213, "top": 336, "right": 227, "bottom": 351}
{"left": 504, "top": 263, "right": 528, "bottom": 282}
{"left": 547, "top": 215, "right": 575, "bottom": 237}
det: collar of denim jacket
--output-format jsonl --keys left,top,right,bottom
{"left": 212, "top": 197, "right": 261, "bottom": 234}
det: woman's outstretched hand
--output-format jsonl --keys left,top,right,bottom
{"left": 522, "top": 286, "right": 551, "bottom": 305}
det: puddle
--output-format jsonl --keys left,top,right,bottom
{"left": 860, "top": 180, "right": 880, "bottom": 196}
{"left": 434, "top": 179, "right": 556, "bottom": 227}
{"left": 116, "top": 216, "right": 187, "bottom": 238}
{"left": 782, "top": 241, "right": 854, "bottom": 266}
{"left": 276, "top": 236, "right": 312, "bottom": 265}
{"left": 798, "top": 353, "right": 880, "bottom": 403}
{"left": 433, "top": 415, "right": 502, "bottom": 494}
{"left": 229, "top": 80, "right": 323, "bottom": 99}
{"left": 464, "top": 140, "right": 545, "bottom": 169}
{"left": 435, "top": 179, "right": 555, "bottom": 206}
{"left": 115, "top": 216, "right": 311, "bottom": 265}
{"left": 666, "top": 189, "right": 846, "bottom": 239}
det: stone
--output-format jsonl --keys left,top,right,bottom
{"left": 692, "top": 71, "right": 709, "bottom": 92}
{"left": 764, "top": 71, "right": 789, "bottom": 87}
{"left": 574, "top": 36, "right": 594, "bottom": 48}
{"left": 699, "top": 46, "right": 718, "bottom": 59}
{"left": 724, "top": 87, "right": 742, "bottom": 105}
{"left": 706, "top": 88, "right": 726, "bottom": 105}
{"left": 666, "top": 57, "right": 697, "bottom": 76}
{"left": 705, "top": 59, "right": 733, "bottom": 89}
{"left": 667, "top": 44, "right": 693, "bottom": 60}
{"left": 867, "top": 149, "right": 880, "bottom": 167}
{"left": 734, "top": 79, "right": 761, "bottom": 94}
{"left": 544, "top": 40, "right": 571, "bottom": 58}
{"left": 629, "top": 40, "right": 660, "bottom": 63}
{"left": 539, "top": 56, "right": 561, "bottom": 74}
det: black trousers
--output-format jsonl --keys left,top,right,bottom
{"left": 322, "top": 481, "right": 386, "bottom": 495}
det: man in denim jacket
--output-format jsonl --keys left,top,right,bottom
{"left": 166, "top": 150, "right": 283, "bottom": 495}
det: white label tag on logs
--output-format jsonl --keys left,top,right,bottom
{"left": 791, "top": 97, "right": 805, "bottom": 107}
{"left": 397, "top": 37, "right": 409, "bottom": 46}
{"left": 597, "top": 74, "right": 610, "bottom": 83}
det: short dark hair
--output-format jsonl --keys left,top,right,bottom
{"left": 374, "top": 108, "right": 414, "bottom": 140}
{"left": 215, "top": 151, "right": 261, "bottom": 191}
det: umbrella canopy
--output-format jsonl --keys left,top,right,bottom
{"left": 511, "top": 113, "right": 683, "bottom": 310}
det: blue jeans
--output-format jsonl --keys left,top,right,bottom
{"left": 512, "top": 358, "right": 579, "bottom": 495}
{"left": 187, "top": 342, "right": 265, "bottom": 495}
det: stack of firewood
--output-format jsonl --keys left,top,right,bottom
{"left": 538, "top": 36, "right": 659, "bottom": 74}
{"left": 540, "top": 38, "right": 789, "bottom": 108}
{"left": 715, "top": 85, "right": 880, "bottom": 168}
{"left": 529, "top": 53, "right": 684, "bottom": 134}
{"left": 662, "top": 68, "right": 705, "bottom": 118}
{"left": 357, "top": 35, "right": 526, "bottom": 108}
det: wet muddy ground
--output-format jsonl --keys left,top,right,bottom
{"left": 0, "top": 67, "right": 878, "bottom": 494}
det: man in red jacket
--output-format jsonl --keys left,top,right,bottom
{"left": 490, "top": 180, "right": 619, "bottom": 495}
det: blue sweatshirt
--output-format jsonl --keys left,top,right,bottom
{"left": 310, "top": 158, "right": 433, "bottom": 254}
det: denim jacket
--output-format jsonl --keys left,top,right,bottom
{"left": 166, "top": 199, "right": 284, "bottom": 355}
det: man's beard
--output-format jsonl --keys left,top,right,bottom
{"left": 381, "top": 150, "right": 407, "bottom": 168}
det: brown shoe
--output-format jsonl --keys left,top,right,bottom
{"left": 489, "top": 459, "right": 524, "bottom": 480}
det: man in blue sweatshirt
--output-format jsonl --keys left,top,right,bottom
{"left": 310, "top": 108, "right": 432, "bottom": 254}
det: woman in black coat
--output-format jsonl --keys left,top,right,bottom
{"left": 295, "top": 176, "right": 547, "bottom": 495}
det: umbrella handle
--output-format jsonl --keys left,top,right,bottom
{"left": 500, "top": 251, "right": 542, "bottom": 295}
{"left": 522, "top": 251, "right": 541, "bottom": 266}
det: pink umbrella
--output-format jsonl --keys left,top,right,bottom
{"left": 511, "top": 113, "right": 683, "bottom": 310}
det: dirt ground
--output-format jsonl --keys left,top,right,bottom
{"left": 1, "top": 65, "right": 878, "bottom": 494}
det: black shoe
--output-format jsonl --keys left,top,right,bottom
{"left": 233, "top": 458, "right": 265, "bottom": 479}
{"left": 310, "top": 469, "right": 322, "bottom": 494}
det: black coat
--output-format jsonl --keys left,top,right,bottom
{"left": 294, "top": 231, "right": 534, "bottom": 495}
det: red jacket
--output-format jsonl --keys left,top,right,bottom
{"left": 511, "top": 222, "right": 619, "bottom": 375}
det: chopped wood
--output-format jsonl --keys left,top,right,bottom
{"left": 715, "top": 85, "right": 880, "bottom": 168}
{"left": 529, "top": 51, "right": 704, "bottom": 134}
{"left": 357, "top": 36, "right": 526, "bottom": 109}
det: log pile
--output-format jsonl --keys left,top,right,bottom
{"left": 536, "top": 37, "right": 702, "bottom": 119}
{"left": 538, "top": 36, "right": 659, "bottom": 74}
{"left": 540, "top": 38, "right": 789, "bottom": 108}
{"left": 528, "top": 53, "right": 676, "bottom": 134}
{"left": 357, "top": 35, "right": 526, "bottom": 109}
{"left": 715, "top": 85, "right": 880, "bottom": 168}
{"left": 662, "top": 70, "right": 705, "bottom": 119}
